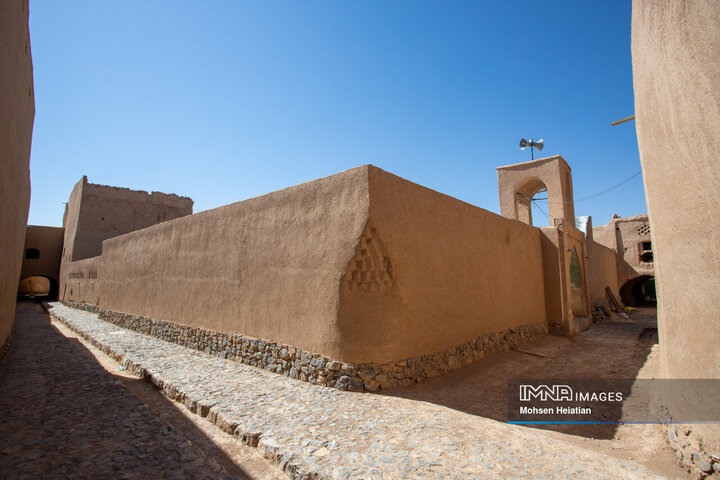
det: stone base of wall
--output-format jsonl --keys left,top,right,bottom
{"left": 663, "top": 417, "right": 720, "bottom": 477}
{"left": 549, "top": 322, "right": 574, "bottom": 336}
{"left": 64, "top": 302, "right": 547, "bottom": 392}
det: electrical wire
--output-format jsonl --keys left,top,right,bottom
{"left": 523, "top": 170, "right": 643, "bottom": 205}
{"left": 551, "top": 170, "right": 643, "bottom": 204}
{"left": 531, "top": 197, "right": 549, "bottom": 218}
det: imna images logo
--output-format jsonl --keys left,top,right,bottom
{"left": 519, "top": 384, "right": 573, "bottom": 402}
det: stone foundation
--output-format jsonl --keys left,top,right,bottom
{"left": 664, "top": 418, "right": 720, "bottom": 477}
{"left": 64, "top": 302, "right": 546, "bottom": 392}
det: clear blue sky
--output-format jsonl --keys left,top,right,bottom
{"left": 27, "top": 1, "right": 644, "bottom": 228}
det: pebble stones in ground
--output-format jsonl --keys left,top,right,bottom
{"left": 0, "top": 303, "right": 236, "bottom": 480}
{"left": 47, "top": 303, "right": 668, "bottom": 480}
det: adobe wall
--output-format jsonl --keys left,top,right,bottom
{"left": 20, "top": 226, "right": 64, "bottom": 290}
{"left": 632, "top": 0, "right": 720, "bottom": 470}
{"left": 338, "top": 166, "right": 548, "bottom": 365}
{"left": 59, "top": 177, "right": 194, "bottom": 303}
{"left": 586, "top": 239, "right": 621, "bottom": 311}
{"left": 61, "top": 176, "right": 193, "bottom": 262}
{"left": 60, "top": 165, "right": 549, "bottom": 390}
{"left": 60, "top": 177, "right": 85, "bottom": 266}
{"left": 0, "top": 0, "right": 34, "bottom": 350}
{"left": 591, "top": 221, "right": 617, "bottom": 251}
{"left": 539, "top": 227, "right": 567, "bottom": 331}
{"left": 67, "top": 166, "right": 371, "bottom": 361}
{"left": 59, "top": 257, "right": 101, "bottom": 305}
{"left": 539, "top": 222, "right": 592, "bottom": 333}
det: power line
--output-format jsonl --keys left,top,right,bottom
{"left": 522, "top": 170, "right": 643, "bottom": 205}
{"left": 531, "top": 197, "right": 549, "bottom": 218}
{"left": 568, "top": 170, "right": 643, "bottom": 203}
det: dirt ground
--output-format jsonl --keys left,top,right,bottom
{"left": 386, "top": 307, "right": 691, "bottom": 479}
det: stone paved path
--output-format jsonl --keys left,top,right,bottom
{"left": 43, "top": 302, "right": 670, "bottom": 480}
{"left": 0, "top": 302, "right": 273, "bottom": 480}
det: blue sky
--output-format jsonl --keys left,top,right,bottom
{"left": 27, "top": 1, "right": 644, "bottom": 228}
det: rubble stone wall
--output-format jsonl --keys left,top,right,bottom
{"left": 63, "top": 302, "right": 545, "bottom": 392}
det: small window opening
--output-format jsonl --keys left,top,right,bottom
{"left": 640, "top": 251, "right": 653, "bottom": 263}
{"left": 25, "top": 248, "right": 39, "bottom": 259}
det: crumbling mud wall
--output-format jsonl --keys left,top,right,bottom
{"left": 0, "top": 0, "right": 34, "bottom": 350}
{"left": 632, "top": 0, "right": 720, "bottom": 473}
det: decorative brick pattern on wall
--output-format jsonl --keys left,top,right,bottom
{"left": 343, "top": 225, "right": 393, "bottom": 293}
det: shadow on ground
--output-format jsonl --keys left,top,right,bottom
{"left": 0, "top": 301, "right": 260, "bottom": 480}
{"left": 381, "top": 308, "right": 658, "bottom": 440}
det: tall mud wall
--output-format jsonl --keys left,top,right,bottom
{"left": 65, "top": 166, "right": 371, "bottom": 361}
{"left": 632, "top": 0, "right": 720, "bottom": 469}
{"left": 0, "top": 0, "right": 34, "bottom": 350}
{"left": 632, "top": 0, "right": 720, "bottom": 379}
{"left": 61, "top": 166, "right": 549, "bottom": 367}
{"left": 337, "top": 166, "right": 548, "bottom": 364}
{"left": 61, "top": 176, "right": 193, "bottom": 262}
{"left": 586, "top": 240, "right": 620, "bottom": 311}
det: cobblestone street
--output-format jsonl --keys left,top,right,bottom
{"left": 3, "top": 301, "right": 681, "bottom": 479}
{"left": 0, "top": 302, "right": 283, "bottom": 480}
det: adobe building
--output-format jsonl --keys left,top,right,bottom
{"left": 57, "top": 157, "right": 626, "bottom": 391}
{"left": 593, "top": 214, "right": 655, "bottom": 306}
{"left": 0, "top": 0, "right": 35, "bottom": 353}
{"left": 18, "top": 225, "right": 64, "bottom": 299}
{"left": 61, "top": 175, "right": 194, "bottom": 263}
{"left": 58, "top": 176, "right": 193, "bottom": 302}
{"left": 632, "top": 0, "right": 720, "bottom": 473}
{"left": 496, "top": 155, "right": 622, "bottom": 331}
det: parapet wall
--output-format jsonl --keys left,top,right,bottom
{"left": 60, "top": 165, "right": 549, "bottom": 386}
